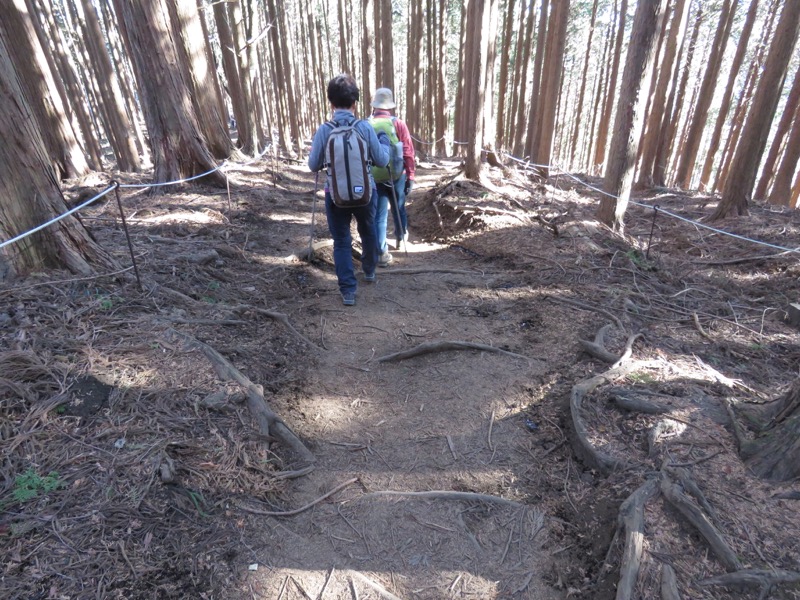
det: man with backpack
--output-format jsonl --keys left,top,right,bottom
{"left": 369, "top": 88, "right": 416, "bottom": 267}
{"left": 308, "top": 74, "right": 391, "bottom": 306}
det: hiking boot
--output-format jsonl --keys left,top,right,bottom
{"left": 364, "top": 272, "right": 376, "bottom": 282}
{"left": 341, "top": 292, "right": 356, "bottom": 306}
{"left": 378, "top": 251, "right": 393, "bottom": 267}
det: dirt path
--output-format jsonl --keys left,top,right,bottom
{"left": 241, "top": 166, "right": 564, "bottom": 599}
{"left": 7, "top": 158, "right": 798, "bottom": 600}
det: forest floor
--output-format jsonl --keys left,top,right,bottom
{"left": 1, "top": 156, "right": 800, "bottom": 600}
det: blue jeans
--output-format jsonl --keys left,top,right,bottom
{"left": 325, "top": 190, "right": 378, "bottom": 295}
{"left": 375, "top": 174, "right": 407, "bottom": 253}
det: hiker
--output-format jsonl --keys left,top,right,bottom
{"left": 369, "top": 88, "right": 416, "bottom": 267}
{"left": 308, "top": 74, "right": 391, "bottom": 306}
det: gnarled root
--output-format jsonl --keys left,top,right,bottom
{"left": 659, "top": 469, "right": 740, "bottom": 572}
{"left": 164, "top": 328, "right": 315, "bottom": 469}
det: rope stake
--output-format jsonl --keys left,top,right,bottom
{"left": 111, "top": 181, "right": 142, "bottom": 291}
{"left": 647, "top": 205, "right": 659, "bottom": 259}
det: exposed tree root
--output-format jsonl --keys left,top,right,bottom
{"left": 164, "top": 328, "right": 315, "bottom": 468}
{"left": 569, "top": 326, "right": 645, "bottom": 474}
{"left": 660, "top": 564, "right": 681, "bottom": 600}
{"left": 286, "top": 239, "right": 333, "bottom": 262}
{"left": 375, "top": 340, "right": 534, "bottom": 363}
{"left": 611, "top": 392, "right": 669, "bottom": 414}
{"left": 697, "top": 569, "right": 800, "bottom": 599}
{"left": 579, "top": 324, "right": 619, "bottom": 363}
{"left": 664, "top": 466, "right": 718, "bottom": 525}
{"left": 235, "top": 477, "right": 357, "bottom": 516}
{"left": 615, "top": 479, "right": 660, "bottom": 600}
{"left": 377, "top": 267, "right": 488, "bottom": 276}
{"left": 357, "top": 489, "right": 522, "bottom": 508}
{"left": 659, "top": 470, "right": 741, "bottom": 572}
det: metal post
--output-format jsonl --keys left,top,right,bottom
{"left": 646, "top": 205, "right": 660, "bottom": 259}
{"left": 111, "top": 181, "right": 142, "bottom": 291}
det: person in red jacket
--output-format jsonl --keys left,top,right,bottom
{"left": 368, "top": 88, "right": 416, "bottom": 266}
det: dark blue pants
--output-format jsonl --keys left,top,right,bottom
{"left": 325, "top": 190, "right": 379, "bottom": 295}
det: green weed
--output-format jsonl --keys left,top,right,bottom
{"left": 12, "top": 468, "right": 62, "bottom": 503}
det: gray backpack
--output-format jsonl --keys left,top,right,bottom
{"left": 324, "top": 120, "right": 371, "bottom": 208}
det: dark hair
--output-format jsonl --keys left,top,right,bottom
{"left": 327, "top": 74, "right": 360, "bottom": 109}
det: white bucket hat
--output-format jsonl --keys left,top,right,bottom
{"left": 371, "top": 88, "right": 396, "bottom": 109}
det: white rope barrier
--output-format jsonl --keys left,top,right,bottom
{"left": 0, "top": 185, "right": 117, "bottom": 251}
{"left": 0, "top": 145, "right": 272, "bottom": 251}
{"left": 1, "top": 146, "right": 795, "bottom": 257}
{"left": 503, "top": 153, "right": 799, "bottom": 255}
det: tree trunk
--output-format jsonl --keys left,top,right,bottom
{"left": 755, "top": 63, "right": 800, "bottom": 201}
{"left": 406, "top": 0, "right": 424, "bottom": 138}
{"left": 113, "top": 0, "right": 225, "bottom": 188}
{"left": 75, "top": 0, "right": 141, "bottom": 172}
{"left": 598, "top": 0, "right": 668, "bottom": 233}
{"left": 713, "top": 0, "right": 800, "bottom": 220}
{"left": 213, "top": 0, "right": 254, "bottom": 154}
{"left": 569, "top": 0, "right": 599, "bottom": 166}
{"left": 592, "top": 0, "right": 627, "bottom": 174}
{"left": 452, "top": 0, "right": 468, "bottom": 156}
{"left": 0, "top": 28, "right": 114, "bottom": 279}
{"left": 25, "top": 0, "right": 100, "bottom": 171}
{"left": 742, "top": 380, "right": 800, "bottom": 482}
{"left": 375, "top": 0, "right": 394, "bottom": 90}
{"left": 168, "top": 0, "right": 236, "bottom": 160}
{"left": 637, "top": 0, "right": 690, "bottom": 189}
{"left": 434, "top": 0, "right": 448, "bottom": 157}
{"left": 361, "top": 0, "right": 375, "bottom": 103}
{"left": 2, "top": 0, "right": 90, "bottom": 179}
{"left": 653, "top": 1, "right": 702, "bottom": 187}
{"left": 532, "top": 0, "right": 570, "bottom": 175}
{"left": 463, "top": 0, "right": 495, "bottom": 180}
{"left": 495, "top": 0, "right": 516, "bottom": 150}
{"left": 515, "top": 1, "right": 539, "bottom": 158}
{"left": 768, "top": 97, "right": 800, "bottom": 206}
{"left": 675, "top": 0, "right": 738, "bottom": 189}
{"left": 699, "top": 0, "right": 759, "bottom": 192}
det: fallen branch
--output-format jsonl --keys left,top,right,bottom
{"left": 616, "top": 479, "right": 660, "bottom": 600}
{"left": 660, "top": 471, "right": 741, "bottom": 572}
{"left": 358, "top": 489, "right": 521, "bottom": 508}
{"left": 660, "top": 564, "right": 681, "bottom": 600}
{"left": 164, "top": 328, "right": 315, "bottom": 467}
{"left": 375, "top": 340, "right": 534, "bottom": 363}
{"left": 236, "top": 477, "right": 357, "bottom": 517}
{"left": 697, "top": 568, "right": 800, "bottom": 596}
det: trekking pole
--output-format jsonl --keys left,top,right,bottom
{"left": 308, "top": 171, "right": 320, "bottom": 261}
{"left": 387, "top": 165, "right": 408, "bottom": 256}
